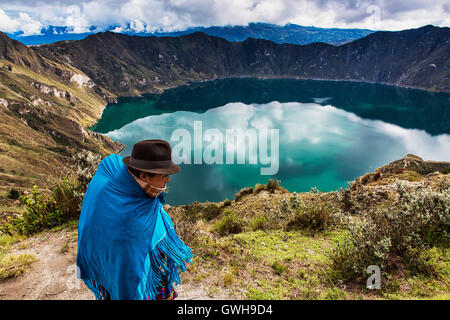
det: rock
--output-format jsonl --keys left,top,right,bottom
{"left": 70, "top": 73, "right": 95, "bottom": 88}
{"left": 426, "top": 171, "right": 441, "bottom": 177}
{"left": 0, "top": 98, "right": 8, "bottom": 107}
{"left": 355, "top": 154, "right": 450, "bottom": 186}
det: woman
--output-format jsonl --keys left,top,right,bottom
{"left": 76, "top": 139, "right": 193, "bottom": 300}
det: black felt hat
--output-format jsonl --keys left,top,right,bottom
{"left": 122, "top": 139, "right": 180, "bottom": 175}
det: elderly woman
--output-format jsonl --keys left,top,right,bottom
{"left": 76, "top": 139, "right": 193, "bottom": 300}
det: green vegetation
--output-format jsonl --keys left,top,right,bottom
{"left": 170, "top": 175, "right": 449, "bottom": 300}
{"left": 286, "top": 196, "right": 337, "bottom": 232}
{"left": 212, "top": 210, "right": 244, "bottom": 236}
{"left": 330, "top": 182, "right": 449, "bottom": 284}
{"left": 1, "top": 156, "right": 448, "bottom": 300}
{"left": 0, "top": 253, "right": 36, "bottom": 279}
{"left": 0, "top": 234, "right": 36, "bottom": 280}
{"left": 7, "top": 188, "right": 20, "bottom": 200}
{"left": 0, "top": 151, "right": 101, "bottom": 236}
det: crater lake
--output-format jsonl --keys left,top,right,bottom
{"left": 91, "top": 79, "right": 450, "bottom": 205}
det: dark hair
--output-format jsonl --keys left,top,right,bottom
{"left": 127, "top": 166, "right": 156, "bottom": 179}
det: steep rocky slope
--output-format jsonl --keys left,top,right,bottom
{"left": 0, "top": 33, "right": 123, "bottom": 196}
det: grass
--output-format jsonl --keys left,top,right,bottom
{"left": 184, "top": 229, "right": 344, "bottom": 299}
{"left": 0, "top": 58, "right": 119, "bottom": 201}
{"left": 0, "top": 153, "right": 447, "bottom": 299}
{"left": 60, "top": 243, "right": 69, "bottom": 254}
{"left": 212, "top": 210, "right": 244, "bottom": 236}
{"left": 0, "top": 234, "right": 35, "bottom": 280}
{"left": 0, "top": 253, "right": 36, "bottom": 279}
{"left": 232, "top": 229, "right": 339, "bottom": 266}
{"left": 182, "top": 225, "right": 450, "bottom": 300}
{"left": 173, "top": 174, "right": 449, "bottom": 300}
{"left": 0, "top": 234, "right": 17, "bottom": 256}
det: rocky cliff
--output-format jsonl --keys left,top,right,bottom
{"left": 0, "top": 33, "right": 123, "bottom": 193}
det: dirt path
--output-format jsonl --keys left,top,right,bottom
{"left": 0, "top": 229, "right": 229, "bottom": 300}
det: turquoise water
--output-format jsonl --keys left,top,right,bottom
{"left": 91, "top": 79, "right": 450, "bottom": 205}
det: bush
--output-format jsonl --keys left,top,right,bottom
{"left": 250, "top": 216, "right": 267, "bottom": 231}
{"left": 235, "top": 187, "right": 254, "bottom": 202}
{"left": 266, "top": 178, "right": 287, "bottom": 193}
{"left": 183, "top": 201, "right": 223, "bottom": 222}
{"left": 0, "top": 150, "right": 102, "bottom": 236}
{"left": 1, "top": 186, "right": 66, "bottom": 236}
{"left": 330, "top": 182, "right": 450, "bottom": 282}
{"left": 7, "top": 188, "right": 20, "bottom": 200}
{"left": 404, "top": 247, "right": 450, "bottom": 278}
{"left": 271, "top": 260, "right": 287, "bottom": 275}
{"left": 202, "top": 203, "right": 222, "bottom": 221}
{"left": 212, "top": 210, "right": 244, "bottom": 236}
{"left": 52, "top": 176, "right": 82, "bottom": 218}
{"left": 72, "top": 150, "right": 102, "bottom": 189}
{"left": 286, "top": 197, "right": 337, "bottom": 232}
{"left": 254, "top": 184, "right": 266, "bottom": 194}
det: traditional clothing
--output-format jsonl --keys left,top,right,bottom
{"left": 76, "top": 153, "right": 193, "bottom": 300}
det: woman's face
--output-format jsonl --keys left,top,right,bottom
{"left": 140, "top": 172, "right": 170, "bottom": 188}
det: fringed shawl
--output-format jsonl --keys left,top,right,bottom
{"left": 76, "top": 153, "right": 193, "bottom": 300}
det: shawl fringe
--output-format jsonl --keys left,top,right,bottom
{"left": 137, "top": 227, "right": 193, "bottom": 300}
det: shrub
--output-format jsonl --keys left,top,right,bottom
{"left": 7, "top": 188, "right": 20, "bottom": 200}
{"left": 254, "top": 183, "right": 266, "bottom": 194}
{"left": 266, "top": 178, "right": 287, "bottom": 193}
{"left": 330, "top": 182, "right": 450, "bottom": 282}
{"left": 223, "top": 199, "right": 232, "bottom": 207}
{"left": 212, "top": 210, "right": 244, "bottom": 236}
{"left": 52, "top": 176, "right": 82, "bottom": 218}
{"left": 404, "top": 247, "right": 450, "bottom": 278}
{"left": 271, "top": 260, "right": 287, "bottom": 275}
{"left": 0, "top": 150, "right": 102, "bottom": 236}
{"left": 202, "top": 203, "right": 222, "bottom": 221}
{"left": 235, "top": 187, "right": 254, "bottom": 202}
{"left": 286, "top": 197, "right": 336, "bottom": 232}
{"left": 0, "top": 186, "right": 65, "bottom": 236}
{"left": 261, "top": 194, "right": 303, "bottom": 229}
{"left": 71, "top": 150, "right": 102, "bottom": 196}
{"left": 173, "top": 212, "right": 201, "bottom": 245}
{"left": 250, "top": 216, "right": 267, "bottom": 231}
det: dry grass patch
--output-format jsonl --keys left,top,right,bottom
{"left": 0, "top": 253, "right": 36, "bottom": 279}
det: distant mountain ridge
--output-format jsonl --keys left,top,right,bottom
{"left": 7, "top": 22, "right": 374, "bottom": 46}
{"left": 33, "top": 24, "right": 450, "bottom": 95}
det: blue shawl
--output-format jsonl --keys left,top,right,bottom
{"left": 76, "top": 153, "right": 193, "bottom": 300}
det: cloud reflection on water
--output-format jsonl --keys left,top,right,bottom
{"left": 105, "top": 101, "right": 449, "bottom": 204}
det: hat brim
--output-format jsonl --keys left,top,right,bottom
{"left": 122, "top": 156, "right": 181, "bottom": 175}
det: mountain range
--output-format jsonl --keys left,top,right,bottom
{"left": 7, "top": 22, "right": 374, "bottom": 46}
{"left": 35, "top": 24, "right": 450, "bottom": 96}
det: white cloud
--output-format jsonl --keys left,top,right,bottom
{"left": 0, "top": 8, "right": 42, "bottom": 35}
{"left": 0, "top": 0, "right": 448, "bottom": 36}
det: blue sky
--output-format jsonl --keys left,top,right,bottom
{"left": 0, "top": 0, "right": 449, "bottom": 36}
